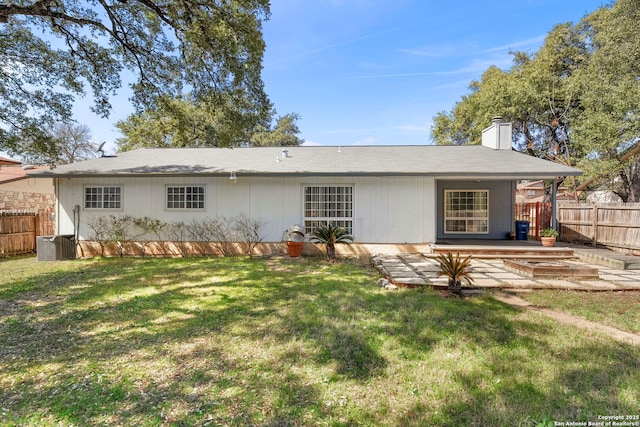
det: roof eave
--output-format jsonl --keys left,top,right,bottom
{"left": 29, "top": 170, "right": 583, "bottom": 179}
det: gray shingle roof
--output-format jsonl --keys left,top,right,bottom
{"left": 27, "top": 145, "right": 582, "bottom": 179}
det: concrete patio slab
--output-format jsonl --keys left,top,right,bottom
{"left": 372, "top": 251, "right": 640, "bottom": 291}
{"left": 472, "top": 278, "right": 503, "bottom": 287}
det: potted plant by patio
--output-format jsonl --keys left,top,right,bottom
{"left": 437, "top": 252, "right": 475, "bottom": 296}
{"left": 540, "top": 228, "right": 559, "bottom": 247}
{"left": 310, "top": 223, "right": 353, "bottom": 261}
{"left": 284, "top": 225, "right": 305, "bottom": 257}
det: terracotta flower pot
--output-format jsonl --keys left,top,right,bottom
{"left": 541, "top": 236, "right": 556, "bottom": 247}
{"left": 287, "top": 241, "right": 304, "bottom": 257}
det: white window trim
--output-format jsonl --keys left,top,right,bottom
{"left": 444, "top": 189, "right": 489, "bottom": 234}
{"left": 165, "top": 185, "right": 206, "bottom": 211}
{"left": 303, "top": 184, "right": 354, "bottom": 235}
{"left": 83, "top": 185, "right": 123, "bottom": 210}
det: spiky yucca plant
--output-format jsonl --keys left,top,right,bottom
{"left": 437, "top": 252, "right": 475, "bottom": 295}
{"left": 310, "top": 223, "right": 353, "bottom": 261}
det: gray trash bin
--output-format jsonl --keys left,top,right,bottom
{"left": 37, "top": 234, "right": 75, "bottom": 261}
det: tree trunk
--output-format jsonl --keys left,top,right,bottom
{"left": 448, "top": 277, "right": 462, "bottom": 295}
{"left": 326, "top": 243, "right": 336, "bottom": 261}
{"left": 627, "top": 158, "right": 640, "bottom": 202}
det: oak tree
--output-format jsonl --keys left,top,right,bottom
{"left": 430, "top": 0, "right": 640, "bottom": 201}
{"left": 0, "top": 0, "right": 271, "bottom": 157}
{"left": 115, "top": 98, "right": 303, "bottom": 150}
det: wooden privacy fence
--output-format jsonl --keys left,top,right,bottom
{"left": 0, "top": 211, "right": 36, "bottom": 255}
{"left": 558, "top": 203, "right": 640, "bottom": 254}
{"left": 514, "top": 202, "right": 552, "bottom": 240}
{"left": 0, "top": 210, "right": 55, "bottom": 256}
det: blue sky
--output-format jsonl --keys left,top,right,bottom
{"left": 86, "top": 0, "right": 606, "bottom": 153}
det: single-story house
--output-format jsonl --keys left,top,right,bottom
{"left": 28, "top": 120, "right": 582, "bottom": 256}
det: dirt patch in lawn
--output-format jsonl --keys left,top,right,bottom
{"left": 493, "top": 292, "right": 640, "bottom": 346}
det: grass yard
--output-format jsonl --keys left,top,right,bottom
{"left": 519, "top": 289, "right": 640, "bottom": 334}
{"left": 1, "top": 255, "right": 639, "bottom": 426}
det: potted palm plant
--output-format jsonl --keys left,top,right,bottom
{"left": 437, "top": 252, "right": 475, "bottom": 295}
{"left": 310, "top": 223, "right": 353, "bottom": 261}
{"left": 540, "top": 228, "right": 559, "bottom": 247}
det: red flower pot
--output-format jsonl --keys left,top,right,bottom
{"left": 287, "top": 241, "right": 303, "bottom": 257}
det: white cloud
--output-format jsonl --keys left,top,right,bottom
{"left": 400, "top": 42, "right": 478, "bottom": 58}
{"left": 266, "top": 23, "right": 409, "bottom": 66}
{"left": 353, "top": 136, "right": 377, "bottom": 145}
{"left": 397, "top": 124, "right": 430, "bottom": 133}
{"left": 401, "top": 35, "right": 545, "bottom": 59}
{"left": 357, "top": 52, "right": 515, "bottom": 80}
{"left": 483, "top": 34, "right": 546, "bottom": 53}
{"left": 323, "top": 127, "right": 383, "bottom": 135}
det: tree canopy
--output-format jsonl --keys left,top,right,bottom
{"left": 115, "top": 98, "right": 303, "bottom": 150}
{"left": 249, "top": 113, "right": 304, "bottom": 147}
{"left": 430, "top": 0, "right": 640, "bottom": 201}
{"left": 0, "top": 0, "right": 271, "bottom": 157}
{"left": 17, "top": 122, "right": 99, "bottom": 165}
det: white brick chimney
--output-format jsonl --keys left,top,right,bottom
{"left": 481, "top": 116, "right": 512, "bottom": 150}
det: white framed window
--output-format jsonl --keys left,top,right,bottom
{"left": 444, "top": 190, "right": 489, "bottom": 233}
{"left": 166, "top": 186, "right": 205, "bottom": 210}
{"left": 303, "top": 185, "right": 353, "bottom": 234}
{"left": 84, "top": 186, "right": 122, "bottom": 209}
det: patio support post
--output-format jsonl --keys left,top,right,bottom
{"left": 535, "top": 202, "right": 541, "bottom": 240}
{"left": 551, "top": 178, "right": 557, "bottom": 230}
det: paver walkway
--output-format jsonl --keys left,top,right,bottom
{"left": 373, "top": 254, "right": 640, "bottom": 291}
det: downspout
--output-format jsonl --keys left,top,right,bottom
{"left": 511, "top": 180, "right": 516, "bottom": 235}
{"left": 73, "top": 203, "right": 84, "bottom": 258}
{"left": 54, "top": 178, "right": 61, "bottom": 234}
{"left": 73, "top": 204, "right": 80, "bottom": 242}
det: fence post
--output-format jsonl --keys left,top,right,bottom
{"left": 592, "top": 204, "right": 598, "bottom": 247}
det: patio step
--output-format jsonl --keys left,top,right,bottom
{"left": 428, "top": 244, "right": 575, "bottom": 259}
{"left": 572, "top": 247, "right": 640, "bottom": 270}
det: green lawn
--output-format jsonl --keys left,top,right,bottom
{"left": 1, "top": 256, "right": 639, "bottom": 426}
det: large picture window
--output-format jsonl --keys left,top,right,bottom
{"left": 84, "top": 186, "right": 122, "bottom": 209}
{"left": 166, "top": 186, "right": 205, "bottom": 210}
{"left": 444, "top": 190, "right": 489, "bottom": 233}
{"left": 304, "top": 185, "right": 353, "bottom": 234}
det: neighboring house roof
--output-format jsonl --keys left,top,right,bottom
{"left": 516, "top": 179, "right": 578, "bottom": 203}
{"left": 0, "top": 164, "right": 51, "bottom": 185}
{"left": 517, "top": 180, "right": 545, "bottom": 190}
{"left": 27, "top": 146, "right": 582, "bottom": 179}
{"left": 521, "top": 192, "right": 577, "bottom": 204}
{"left": 0, "top": 157, "right": 21, "bottom": 166}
